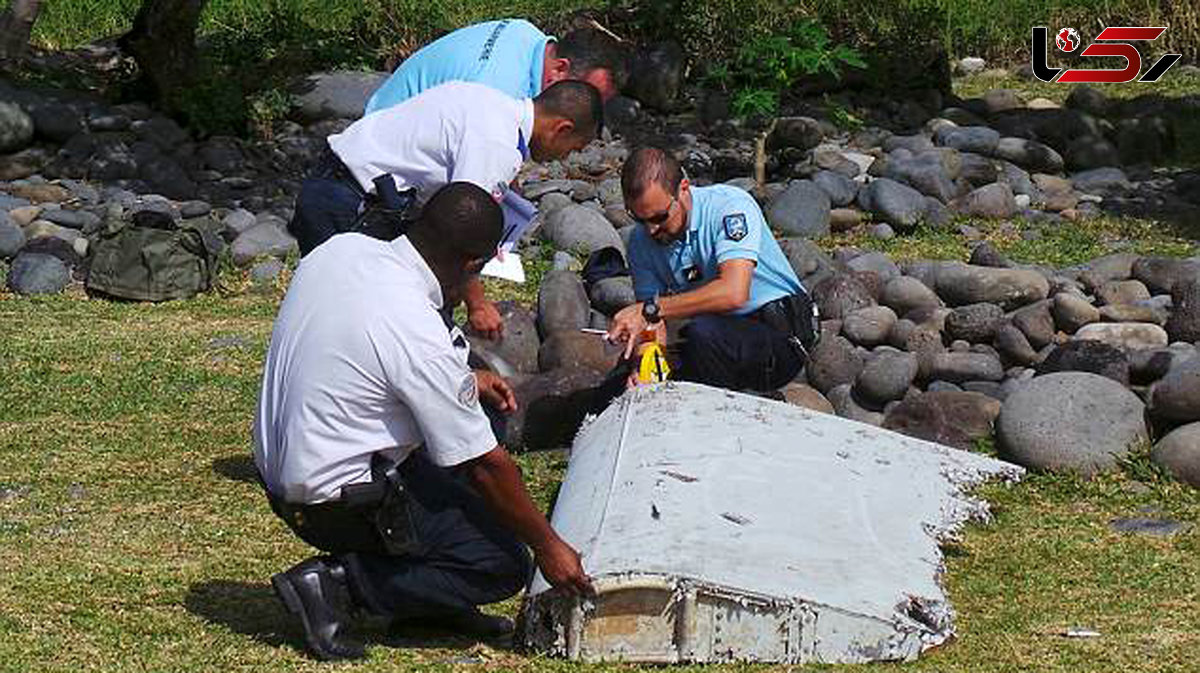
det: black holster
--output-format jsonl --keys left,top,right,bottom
{"left": 754, "top": 292, "right": 821, "bottom": 357}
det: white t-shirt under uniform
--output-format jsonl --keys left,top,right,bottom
{"left": 253, "top": 233, "right": 496, "bottom": 505}
{"left": 327, "top": 81, "right": 532, "bottom": 207}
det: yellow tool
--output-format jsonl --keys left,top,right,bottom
{"left": 637, "top": 336, "right": 671, "bottom": 384}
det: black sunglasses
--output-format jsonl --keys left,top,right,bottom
{"left": 627, "top": 195, "right": 677, "bottom": 227}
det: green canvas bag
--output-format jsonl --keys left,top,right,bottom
{"left": 86, "top": 209, "right": 223, "bottom": 301}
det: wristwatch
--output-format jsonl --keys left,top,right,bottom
{"left": 642, "top": 296, "right": 662, "bottom": 324}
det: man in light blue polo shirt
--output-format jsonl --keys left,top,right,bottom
{"left": 365, "top": 19, "right": 626, "bottom": 113}
{"left": 606, "top": 147, "right": 820, "bottom": 393}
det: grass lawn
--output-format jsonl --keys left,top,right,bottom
{"left": 1, "top": 224, "right": 1198, "bottom": 672}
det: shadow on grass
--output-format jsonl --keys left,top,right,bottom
{"left": 185, "top": 580, "right": 517, "bottom": 657}
{"left": 212, "top": 454, "right": 259, "bottom": 484}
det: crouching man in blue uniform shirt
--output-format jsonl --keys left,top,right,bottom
{"left": 606, "top": 147, "right": 819, "bottom": 393}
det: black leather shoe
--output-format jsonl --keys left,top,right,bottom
{"left": 393, "top": 608, "right": 514, "bottom": 639}
{"left": 271, "top": 556, "right": 367, "bottom": 661}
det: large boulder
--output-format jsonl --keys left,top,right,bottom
{"left": 812, "top": 273, "right": 876, "bottom": 320}
{"left": 6, "top": 251, "right": 70, "bottom": 295}
{"left": 0, "top": 101, "right": 34, "bottom": 153}
{"left": 1037, "top": 340, "right": 1130, "bottom": 384}
{"left": 857, "top": 178, "right": 928, "bottom": 231}
{"left": 626, "top": 42, "right": 684, "bottom": 111}
{"left": 507, "top": 367, "right": 605, "bottom": 450}
{"left": 841, "top": 305, "right": 897, "bottom": 347}
{"left": 0, "top": 212, "right": 27, "bottom": 259}
{"left": 1152, "top": 423, "right": 1200, "bottom": 488}
{"left": 997, "top": 372, "right": 1148, "bottom": 476}
{"left": 945, "top": 302, "right": 1005, "bottom": 343}
{"left": 541, "top": 205, "right": 624, "bottom": 258}
{"left": 1149, "top": 359, "right": 1200, "bottom": 423}
{"left": 1166, "top": 277, "right": 1200, "bottom": 343}
{"left": 880, "top": 276, "right": 940, "bottom": 315}
{"left": 812, "top": 170, "right": 858, "bottom": 207}
{"left": 883, "top": 391, "right": 1001, "bottom": 450}
{"left": 1073, "top": 323, "right": 1168, "bottom": 351}
{"left": 230, "top": 222, "right": 298, "bottom": 266}
{"left": 765, "top": 180, "right": 831, "bottom": 238}
{"left": 934, "top": 125, "right": 1000, "bottom": 155}
{"left": 768, "top": 116, "right": 825, "bottom": 152}
{"left": 880, "top": 151, "right": 960, "bottom": 204}
{"left": 537, "top": 331, "right": 622, "bottom": 375}
{"left": 465, "top": 301, "right": 540, "bottom": 374}
{"left": 536, "top": 270, "right": 590, "bottom": 337}
{"left": 855, "top": 349, "right": 918, "bottom": 405}
{"left": 960, "top": 182, "right": 1017, "bottom": 219}
{"left": 934, "top": 263, "right": 1049, "bottom": 309}
{"left": 294, "top": 70, "right": 390, "bottom": 121}
{"left": 805, "top": 335, "right": 865, "bottom": 394}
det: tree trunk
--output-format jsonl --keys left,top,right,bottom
{"left": 0, "top": 0, "right": 44, "bottom": 64}
{"left": 118, "top": 0, "right": 209, "bottom": 107}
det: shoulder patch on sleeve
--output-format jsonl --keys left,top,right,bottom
{"left": 724, "top": 213, "right": 748, "bottom": 241}
{"left": 457, "top": 373, "right": 479, "bottom": 407}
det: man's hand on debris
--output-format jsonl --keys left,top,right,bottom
{"left": 475, "top": 370, "right": 517, "bottom": 413}
{"left": 606, "top": 302, "right": 648, "bottom": 359}
{"left": 533, "top": 535, "right": 595, "bottom": 597}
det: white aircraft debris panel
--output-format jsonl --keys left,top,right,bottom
{"left": 520, "top": 382, "right": 1024, "bottom": 664}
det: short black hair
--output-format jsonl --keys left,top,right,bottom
{"left": 621, "top": 146, "right": 683, "bottom": 201}
{"left": 534, "top": 80, "right": 605, "bottom": 140}
{"left": 410, "top": 182, "right": 502, "bottom": 262}
{"left": 557, "top": 28, "right": 629, "bottom": 90}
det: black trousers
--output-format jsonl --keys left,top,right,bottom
{"left": 266, "top": 450, "right": 532, "bottom": 619}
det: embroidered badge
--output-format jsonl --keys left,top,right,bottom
{"left": 684, "top": 266, "right": 701, "bottom": 283}
{"left": 724, "top": 213, "right": 748, "bottom": 241}
{"left": 458, "top": 374, "right": 479, "bottom": 407}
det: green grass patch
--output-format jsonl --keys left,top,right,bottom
{"left": 821, "top": 214, "right": 1197, "bottom": 266}
{"left": 2, "top": 258, "right": 1199, "bottom": 670}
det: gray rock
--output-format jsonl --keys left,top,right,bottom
{"left": 961, "top": 182, "right": 1017, "bottom": 219}
{"left": 958, "top": 152, "right": 1000, "bottom": 187}
{"left": 538, "top": 331, "right": 623, "bottom": 375}
{"left": 768, "top": 116, "right": 825, "bottom": 151}
{"left": 1065, "top": 85, "right": 1110, "bottom": 117}
{"left": 589, "top": 276, "right": 636, "bottom": 315}
{"left": 230, "top": 222, "right": 298, "bottom": 266}
{"left": 1132, "top": 256, "right": 1200, "bottom": 294}
{"left": 845, "top": 251, "right": 900, "bottom": 283}
{"left": 968, "top": 241, "right": 1010, "bottom": 268}
{"left": 198, "top": 137, "right": 245, "bottom": 173}
{"left": 934, "top": 125, "right": 1000, "bottom": 155}
{"left": 881, "top": 152, "right": 959, "bottom": 204}
{"left": 30, "top": 104, "right": 82, "bottom": 143}
{"left": 1052, "top": 292, "right": 1100, "bottom": 333}
{"left": 828, "top": 208, "right": 863, "bottom": 232}
{"left": 1150, "top": 359, "right": 1200, "bottom": 423}
{"left": 929, "top": 352, "right": 1004, "bottom": 383}
{"left": 841, "top": 306, "right": 897, "bottom": 347}
{"left": 1099, "top": 303, "right": 1167, "bottom": 325}
{"left": 1065, "top": 135, "right": 1119, "bottom": 170}
{"left": 881, "top": 276, "right": 940, "bottom": 315}
{"left": 983, "top": 89, "right": 1023, "bottom": 114}
{"left": 1166, "top": 277, "right": 1200, "bottom": 343}
{"left": 0, "top": 101, "right": 34, "bottom": 153}
{"left": 134, "top": 116, "right": 188, "bottom": 150}
{"left": 958, "top": 57, "right": 987, "bottom": 74}
{"left": 812, "top": 274, "right": 876, "bottom": 320}
{"left": 1012, "top": 300, "right": 1055, "bottom": 349}
{"left": 1037, "top": 340, "right": 1130, "bottom": 384}
{"left": 869, "top": 223, "right": 895, "bottom": 240}
{"left": 997, "top": 372, "right": 1147, "bottom": 476}
{"left": 88, "top": 113, "right": 132, "bottom": 132}
{"left": 626, "top": 42, "right": 684, "bottom": 111}
{"left": 812, "top": 170, "right": 858, "bottom": 207}
{"left": 994, "top": 324, "right": 1040, "bottom": 366}
{"left": 0, "top": 213, "right": 27, "bottom": 259}
{"left": 40, "top": 208, "right": 101, "bottom": 232}
{"left": 765, "top": 180, "right": 831, "bottom": 238}
{"left": 857, "top": 178, "right": 928, "bottom": 230}
{"left": 993, "top": 137, "right": 1063, "bottom": 173}
{"left": 935, "top": 262, "right": 1050, "bottom": 309}
{"left": 248, "top": 258, "right": 285, "bottom": 286}
{"left": 826, "top": 384, "right": 885, "bottom": 425}
{"left": 1071, "top": 167, "right": 1132, "bottom": 194}
{"left": 1109, "top": 517, "right": 1191, "bottom": 536}
{"left": 1096, "top": 279, "right": 1150, "bottom": 306}
{"left": 945, "top": 302, "right": 1005, "bottom": 342}
{"left": 6, "top": 252, "right": 70, "bottom": 295}
{"left": 508, "top": 367, "right": 604, "bottom": 450}
{"left": 856, "top": 350, "right": 919, "bottom": 405}
{"left": 552, "top": 251, "right": 577, "bottom": 271}
{"left": 882, "top": 135, "right": 933, "bottom": 153}
{"left": 294, "top": 70, "right": 389, "bottom": 121}
{"left": 180, "top": 200, "right": 212, "bottom": 219}
{"left": 806, "top": 335, "right": 865, "bottom": 394}
{"left": 537, "top": 270, "right": 590, "bottom": 337}
{"left": 1073, "top": 322, "right": 1168, "bottom": 350}
{"left": 1152, "top": 423, "right": 1200, "bottom": 488}
{"left": 883, "top": 390, "right": 1000, "bottom": 450}
{"left": 541, "top": 205, "right": 623, "bottom": 257}
{"left": 465, "top": 301, "right": 539, "bottom": 374}
{"left": 221, "top": 208, "right": 257, "bottom": 239}
{"left": 1129, "top": 345, "right": 1196, "bottom": 385}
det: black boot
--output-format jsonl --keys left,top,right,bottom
{"left": 271, "top": 556, "right": 367, "bottom": 661}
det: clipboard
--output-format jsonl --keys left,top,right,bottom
{"left": 481, "top": 187, "right": 538, "bottom": 283}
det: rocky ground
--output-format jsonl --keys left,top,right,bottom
{"left": 2, "top": 56, "right": 1200, "bottom": 490}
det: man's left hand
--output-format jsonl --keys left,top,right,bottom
{"left": 475, "top": 370, "right": 517, "bottom": 413}
{"left": 606, "top": 302, "right": 647, "bottom": 359}
{"left": 469, "top": 301, "right": 504, "bottom": 340}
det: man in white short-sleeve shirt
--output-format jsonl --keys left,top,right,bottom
{"left": 287, "top": 80, "right": 604, "bottom": 341}
{"left": 257, "top": 183, "right": 592, "bottom": 661}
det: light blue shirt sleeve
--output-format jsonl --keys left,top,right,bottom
{"left": 628, "top": 228, "right": 667, "bottom": 302}
{"left": 365, "top": 19, "right": 551, "bottom": 114}
{"left": 710, "top": 194, "right": 765, "bottom": 265}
